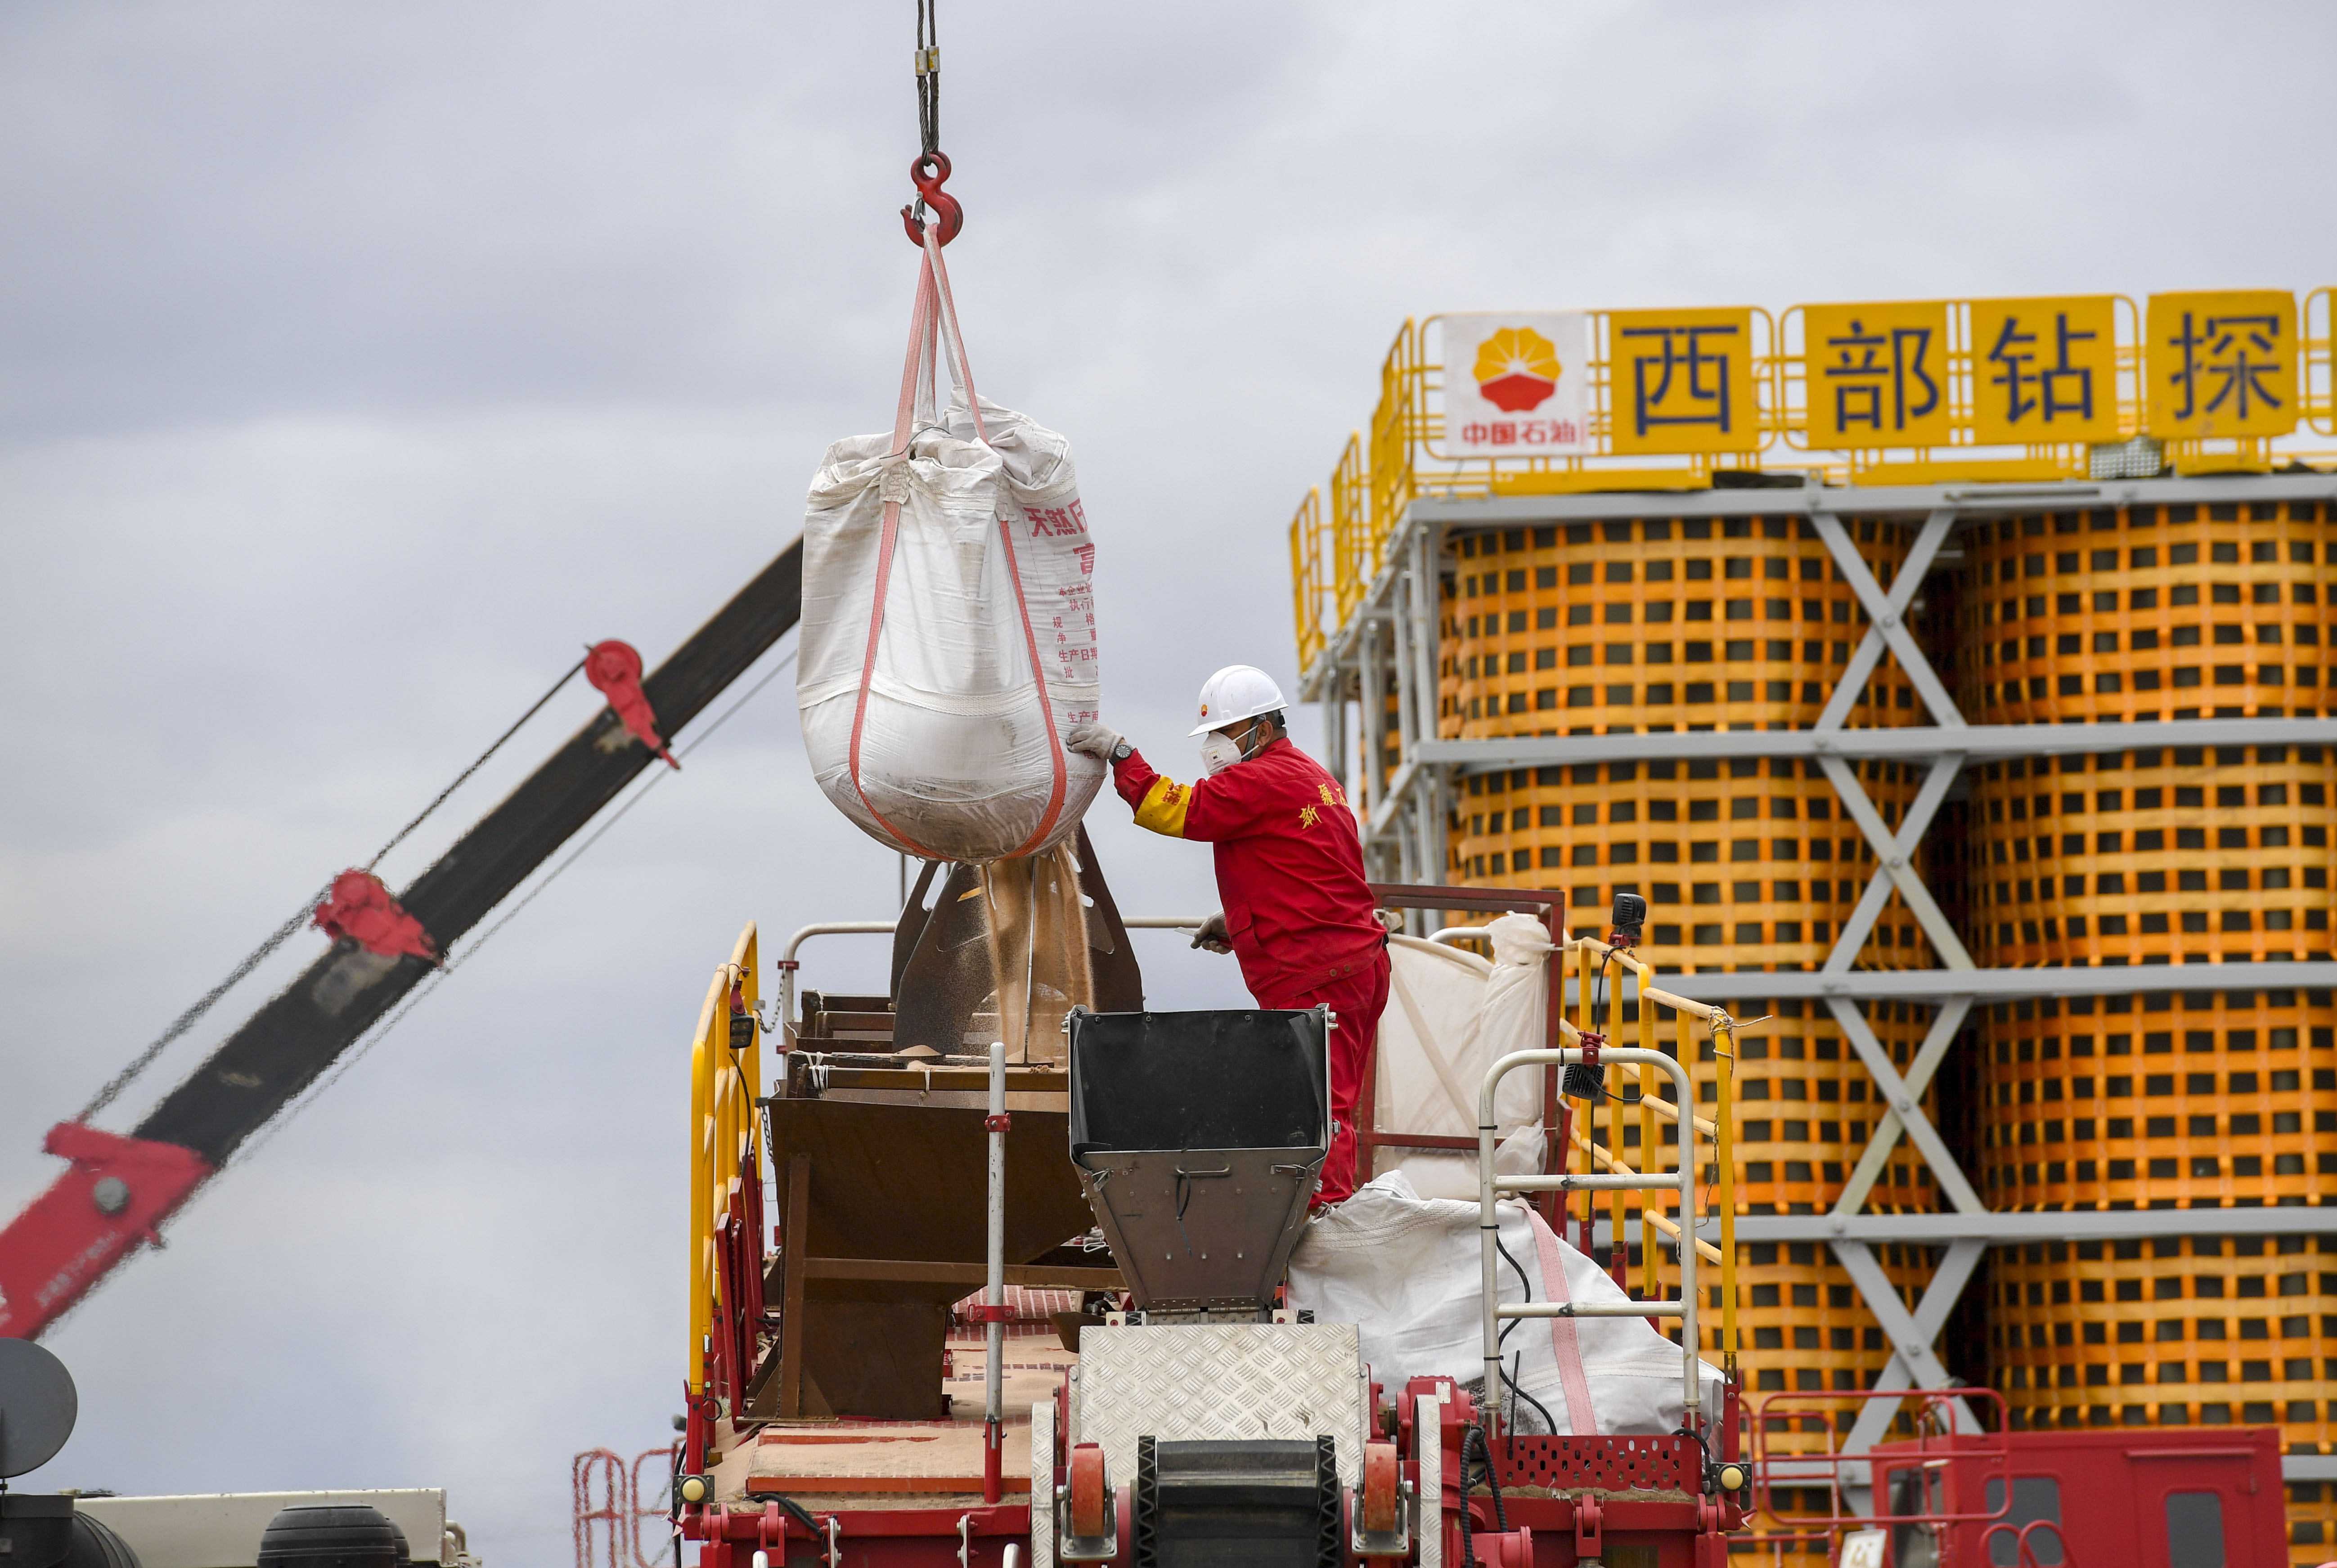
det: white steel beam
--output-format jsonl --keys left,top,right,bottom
{"left": 1406, "top": 471, "right": 2337, "bottom": 528}
{"left": 1307, "top": 471, "right": 2337, "bottom": 1450}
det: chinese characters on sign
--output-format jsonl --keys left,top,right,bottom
{"left": 1968, "top": 296, "right": 2119, "bottom": 445}
{"left": 1607, "top": 307, "right": 1760, "bottom": 455}
{"left": 1439, "top": 312, "right": 1590, "bottom": 456}
{"left": 1802, "top": 301, "right": 1954, "bottom": 448}
{"left": 1431, "top": 291, "right": 2312, "bottom": 462}
{"left": 2146, "top": 290, "right": 2297, "bottom": 440}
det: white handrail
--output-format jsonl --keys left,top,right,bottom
{"left": 777, "top": 915, "right": 1210, "bottom": 1031}
{"left": 778, "top": 921, "right": 899, "bottom": 1037}
{"left": 1478, "top": 1046, "right": 1701, "bottom": 1436}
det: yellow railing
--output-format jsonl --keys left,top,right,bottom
{"left": 1562, "top": 935, "right": 1740, "bottom": 1378}
{"left": 1329, "top": 433, "right": 1370, "bottom": 625}
{"left": 688, "top": 921, "right": 763, "bottom": 1398}
{"left": 1288, "top": 486, "right": 1327, "bottom": 670}
{"left": 2309, "top": 287, "right": 2334, "bottom": 436}
{"left": 1298, "top": 288, "right": 2337, "bottom": 670}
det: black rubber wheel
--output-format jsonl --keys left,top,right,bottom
{"left": 257, "top": 1505, "right": 404, "bottom": 1568}
{"left": 63, "top": 1513, "right": 142, "bottom": 1568}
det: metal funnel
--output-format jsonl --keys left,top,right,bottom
{"left": 1065, "top": 1007, "right": 1330, "bottom": 1312}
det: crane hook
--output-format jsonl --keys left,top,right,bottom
{"left": 900, "top": 150, "right": 963, "bottom": 247}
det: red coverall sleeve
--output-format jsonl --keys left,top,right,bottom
{"left": 1110, "top": 749, "right": 1280, "bottom": 841}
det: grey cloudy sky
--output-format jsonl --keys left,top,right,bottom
{"left": 4, "top": 1, "right": 2332, "bottom": 1560}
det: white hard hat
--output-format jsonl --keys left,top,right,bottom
{"left": 1189, "top": 665, "right": 1289, "bottom": 735}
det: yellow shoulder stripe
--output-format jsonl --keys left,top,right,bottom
{"left": 1133, "top": 775, "right": 1191, "bottom": 838}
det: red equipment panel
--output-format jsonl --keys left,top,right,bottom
{"left": 1870, "top": 1426, "right": 2290, "bottom": 1568}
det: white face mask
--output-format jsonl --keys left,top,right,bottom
{"left": 1199, "top": 732, "right": 1245, "bottom": 776}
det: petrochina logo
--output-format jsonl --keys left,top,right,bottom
{"left": 1199, "top": 703, "right": 1210, "bottom": 718}
{"left": 1473, "top": 326, "right": 1561, "bottom": 412}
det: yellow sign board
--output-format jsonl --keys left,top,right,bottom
{"left": 1607, "top": 307, "right": 1760, "bottom": 455}
{"left": 1968, "top": 295, "right": 2120, "bottom": 445}
{"left": 2146, "top": 290, "right": 2297, "bottom": 440}
{"left": 1802, "top": 301, "right": 1954, "bottom": 448}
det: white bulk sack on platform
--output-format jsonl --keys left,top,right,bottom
{"left": 1371, "top": 913, "right": 1552, "bottom": 1199}
{"left": 798, "top": 233, "right": 1103, "bottom": 863}
{"left": 1288, "top": 1173, "right": 1723, "bottom": 1437}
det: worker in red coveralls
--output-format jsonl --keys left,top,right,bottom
{"left": 1066, "top": 665, "right": 1389, "bottom": 1205}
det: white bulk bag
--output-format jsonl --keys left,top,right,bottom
{"left": 797, "top": 233, "right": 1103, "bottom": 863}
{"left": 1371, "top": 914, "right": 1551, "bottom": 1200}
{"left": 1287, "top": 1172, "right": 1723, "bottom": 1437}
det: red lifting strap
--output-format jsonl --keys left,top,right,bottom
{"left": 586, "top": 639, "right": 680, "bottom": 770}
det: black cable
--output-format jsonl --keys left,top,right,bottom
{"left": 1494, "top": 1229, "right": 1533, "bottom": 1347}
{"left": 76, "top": 897, "right": 324, "bottom": 1120}
{"left": 1463, "top": 1427, "right": 1506, "bottom": 1533}
{"left": 1502, "top": 1352, "right": 1556, "bottom": 1438}
{"left": 755, "top": 1490, "right": 825, "bottom": 1542}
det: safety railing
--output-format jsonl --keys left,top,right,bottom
{"left": 687, "top": 922, "right": 765, "bottom": 1431}
{"left": 1564, "top": 938, "right": 1742, "bottom": 1335}
{"left": 1436, "top": 920, "right": 1744, "bottom": 1376}
{"left": 1745, "top": 1387, "right": 2012, "bottom": 1559}
{"left": 1477, "top": 1040, "right": 1712, "bottom": 1438}
{"left": 1289, "top": 485, "right": 1328, "bottom": 670}
{"left": 2308, "top": 286, "right": 2333, "bottom": 436}
{"left": 1293, "top": 288, "right": 2337, "bottom": 672}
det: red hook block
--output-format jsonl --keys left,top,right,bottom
{"left": 900, "top": 151, "right": 963, "bottom": 247}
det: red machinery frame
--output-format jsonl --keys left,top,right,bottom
{"left": 1746, "top": 1388, "right": 2289, "bottom": 1566}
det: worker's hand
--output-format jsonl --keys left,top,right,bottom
{"left": 1190, "top": 912, "right": 1232, "bottom": 954}
{"left": 1065, "top": 720, "right": 1125, "bottom": 761}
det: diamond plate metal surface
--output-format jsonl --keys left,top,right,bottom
{"left": 1030, "top": 1398, "right": 1056, "bottom": 1568}
{"left": 1070, "top": 1324, "right": 1367, "bottom": 1487}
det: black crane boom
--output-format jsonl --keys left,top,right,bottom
{"left": 135, "top": 540, "right": 804, "bottom": 1165}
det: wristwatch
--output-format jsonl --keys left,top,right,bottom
{"left": 1110, "top": 739, "right": 1133, "bottom": 761}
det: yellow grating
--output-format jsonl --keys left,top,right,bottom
{"left": 1441, "top": 511, "right": 1936, "bottom": 970}
{"left": 2289, "top": 1482, "right": 2335, "bottom": 1564}
{"left": 1660, "top": 999, "right": 1936, "bottom": 1456}
{"left": 1442, "top": 515, "right": 1928, "bottom": 742}
{"left": 1955, "top": 499, "right": 2337, "bottom": 966}
{"left": 1949, "top": 498, "right": 2337, "bottom": 1507}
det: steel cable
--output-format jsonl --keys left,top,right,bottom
{"left": 232, "top": 645, "right": 798, "bottom": 1167}
{"left": 76, "top": 655, "right": 588, "bottom": 1123}
{"left": 914, "top": 0, "right": 940, "bottom": 157}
